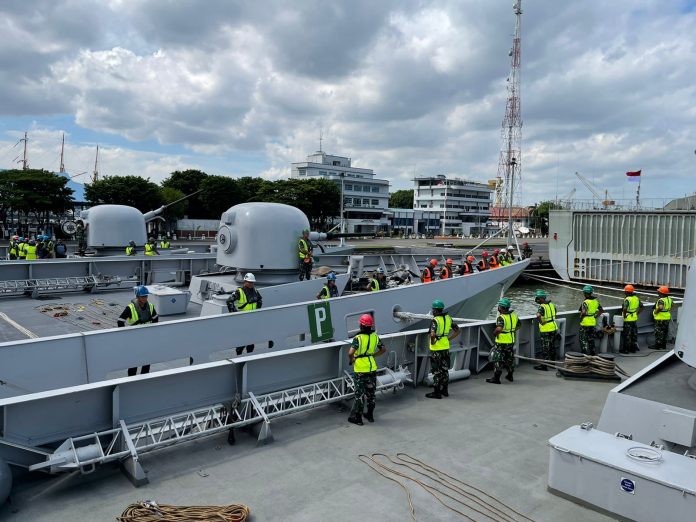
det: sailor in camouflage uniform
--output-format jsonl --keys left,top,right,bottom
{"left": 534, "top": 290, "right": 557, "bottom": 371}
{"left": 425, "top": 300, "right": 460, "bottom": 399}
{"left": 348, "top": 314, "right": 385, "bottom": 425}
{"left": 578, "top": 285, "right": 603, "bottom": 355}
{"left": 652, "top": 286, "right": 672, "bottom": 350}
{"left": 487, "top": 298, "right": 519, "bottom": 384}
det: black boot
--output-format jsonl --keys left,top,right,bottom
{"left": 348, "top": 414, "right": 363, "bottom": 426}
{"left": 425, "top": 386, "right": 442, "bottom": 399}
{"left": 441, "top": 384, "right": 449, "bottom": 397}
{"left": 505, "top": 371, "right": 514, "bottom": 382}
{"left": 486, "top": 371, "right": 502, "bottom": 384}
{"left": 533, "top": 364, "right": 548, "bottom": 371}
{"left": 365, "top": 406, "right": 375, "bottom": 423}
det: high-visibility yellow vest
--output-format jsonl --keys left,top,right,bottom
{"left": 370, "top": 278, "right": 381, "bottom": 291}
{"left": 496, "top": 312, "right": 518, "bottom": 344}
{"left": 126, "top": 246, "right": 135, "bottom": 255}
{"left": 580, "top": 299, "right": 600, "bottom": 327}
{"left": 353, "top": 332, "right": 379, "bottom": 373}
{"left": 9, "top": 241, "right": 18, "bottom": 256}
{"left": 538, "top": 303, "right": 557, "bottom": 333}
{"left": 159, "top": 240, "right": 170, "bottom": 249}
{"left": 653, "top": 296, "right": 672, "bottom": 321}
{"left": 624, "top": 295, "right": 640, "bottom": 323}
{"left": 24, "top": 244, "right": 37, "bottom": 260}
{"left": 127, "top": 302, "right": 156, "bottom": 325}
{"left": 430, "top": 315, "right": 452, "bottom": 351}
{"left": 144, "top": 243, "right": 155, "bottom": 256}
{"left": 18, "top": 243, "right": 26, "bottom": 258}
{"left": 234, "top": 287, "right": 258, "bottom": 312}
{"left": 298, "top": 239, "right": 311, "bottom": 259}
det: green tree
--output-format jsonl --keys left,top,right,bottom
{"left": 85, "top": 175, "right": 163, "bottom": 212}
{"left": 199, "top": 175, "right": 242, "bottom": 218}
{"left": 255, "top": 178, "right": 339, "bottom": 229}
{"left": 0, "top": 169, "right": 74, "bottom": 226}
{"left": 161, "top": 169, "right": 209, "bottom": 218}
{"left": 235, "top": 176, "right": 267, "bottom": 203}
{"left": 160, "top": 186, "right": 188, "bottom": 220}
{"left": 389, "top": 189, "right": 414, "bottom": 209}
{"left": 530, "top": 201, "right": 561, "bottom": 235}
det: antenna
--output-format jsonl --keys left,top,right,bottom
{"left": 495, "top": 0, "right": 523, "bottom": 248}
{"left": 18, "top": 131, "right": 29, "bottom": 170}
{"left": 91, "top": 145, "right": 100, "bottom": 183}
{"left": 59, "top": 133, "right": 66, "bottom": 173}
{"left": 319, "top": 128, "right": 323, "bottom": 153}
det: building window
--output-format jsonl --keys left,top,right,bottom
{"left": 345, "top": 184, "right": 353, "bottom": 190}
{"left": 363, "top": 199, "right": 370, "bottom": 205}
{"left": 333, "top": 160, "right": 341, "bottom": 166}
{"left": 364, "top": 186, "right": 371, "bottom": 192}
{"left": 371, "top": 186, "right": 379, "bottom": 193}
{"left": 329, "top": 171, "right": 337, "bottom": 176}
{"left": 319, "top": 171, "right": 327, "bottom": 176}
{"left": 354, "top": 199, "right": 361, "bottom": 206}
{"left": 371, "top": 199, "right": 379, "bottom": 206}
{"left": 344, "top": 198, "right": 352, "bottom": 205}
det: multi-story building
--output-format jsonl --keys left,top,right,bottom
{"left": 291, "top": 151, "right": 390, "bottom": 233}
{"left": 387, "top": 208, "right": 442, "bottom": 236}
{"left": 413, "top": 175, "right": 493, "bottom": 236}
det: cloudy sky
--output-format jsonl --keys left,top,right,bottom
{"left": 1, "top": 0, "right": 695, "bottom": 204}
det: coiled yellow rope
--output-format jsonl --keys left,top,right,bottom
{"left": 117, "top": 500, "right": 250, "bottom": 522}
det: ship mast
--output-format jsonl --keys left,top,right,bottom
{"left": 496, "top": 0, "right": 523, "bottom": 247}
{"left": 59, "top": 133, "right": 66, "bottom": 173}
{"left": 19, "top": 132, "right": 29, "bottom": 170}
{"left": 91, "top": 145, "right": 100, "bottom": 183}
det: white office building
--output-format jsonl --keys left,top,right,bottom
{"left": 291, "top": 151, "right": 390, "bottom": 233}
{"left": 414, "top": 175, "right": 493, "bottom": 236}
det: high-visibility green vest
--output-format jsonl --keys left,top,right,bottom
{"left": 538, "top": 302, "right": 557, "bottom": 333}
{"left": 126, "top": 246, "right": 135, "bottom": 255}
{"left": 144, "top": 243, "right": 155, "bottom": 256}
{"left": 496, "top": 312, "right": 518, "bottom": 344}
{"left": 580, "top": 299, "right": 600, "bottom": 327}
{"left": 234, "top": 287, "right": 258, "bottom": 312}
{"left": 127, "top": 302, "right": 155, "bottom": 325}
{"left": 9, "top": 241, "right": 18, "bottom": 256}
{"left": 18, "top": 243, "right": 26, "bottom": 258}
{"left": 24, "top": 244, "right": 37, "bottom": 260}
{"left": 430, "top": 315, "right": 452, "bottom": 351}
{"left": 298, "top": 239, "right": 311, "bottom": 259}
{"left": 624, "top": 295, "right": 640, "bottom": 323}
{"left": 159, "top": 240, "right": 170, "bottom": 249}
{"left": 353, "top": 333, "right": 379, "bottom": 373}
{"left": 653, "top": 296, "right": 672, "bottom": 321}
{"left": 370, "top": 278, "right": 380, "bottom": 291}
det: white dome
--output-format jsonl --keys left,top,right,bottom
{"left": 82, "top": 205, "right": 147, "bottom": 247}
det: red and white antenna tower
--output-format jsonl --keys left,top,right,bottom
{"left": 495, "top": 0, "right": 523, "bottom": 246}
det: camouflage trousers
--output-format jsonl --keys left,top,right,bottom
{"left": 492, "top": 343, "right": 515, "bottom": 373}
{"left": 350, "top": 371, "right": 377, "bottom": 416}
{"left": 621, "top": 321, "right": 638, "bottom": 353}
{"left": 579, "top": 326, "right": 596, "bottom": 355}
{"left": 429, "top": 349, "right": 451, "bottom": 387}
{"left": 539, "top": 331, "right": 558, "bottom": 361}
{"left": 299, "top": 261, "right": 313, "bottom": 281}
{"left": 654, "top": 320, "right": 669, "bottom": 349}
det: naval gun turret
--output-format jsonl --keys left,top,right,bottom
{"left": 74, "top": 191, "right": 200, "bottom": 255}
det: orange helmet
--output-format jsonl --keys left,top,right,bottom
{"left": 658, "top": 286, "right": 669, "bottom": 295}
{"left": 467, "top": 255, "right": 474, "bottom": 262}
{"left": 481, "top": 251, "right": 488, "bottom": 257}
{"left": 429, "top": 259, "right": 438, "bottom": 266}
{"left": 359, "top": 314, "right": 374, "bottom": 327}
{"left": 624, "top": 284, "right": 635, "bottom": 293}
{"left": 446, "top": 258, "right": 453, "bottom": 265}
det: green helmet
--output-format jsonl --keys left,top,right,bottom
{"left": 498, "top": 297, "right": 511, "bottom": 308}
{"left": 583, "top": 285, "right": 593, "bottom": 294}
{"left": 535, "top": 290, "right": 548, "bottom": 298}
{"left": 432, "top": 299, "right": 445, "bottom": 309}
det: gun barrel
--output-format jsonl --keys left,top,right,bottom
{"left": 143, "top": 189, "right": 202, "bottom": 222}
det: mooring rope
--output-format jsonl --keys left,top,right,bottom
{"left": 117, "top": 500, "right": 250, "bottom": 522}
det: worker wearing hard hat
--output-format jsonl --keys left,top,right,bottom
{"left": 488, "top": 249, "right": 500, "bottom": 269}
{"left": 298, "top": 229, "right": 314, "bottom": 281}
{"left": 505, "top": 245, "right": 515, "bottom": 264}
{"left": 652, "top": 286, "right": 672, "bottom": 350}
{"left": 347, "top": 313, "right": 385, "bottom": 425}
{"left": 8, "top": 235, "right": 19, "bottom": 260}
{"left": 620, "top": 284, "right": 643, "bottom": 354}
{"left": 426, "top": 300, "right": 460, "bottom": 399}
{"left": 159, "top": 235, "right": 171, "bottom": 249}
{"left": 487, "top": 298, "right": 519, "bottom": 384}
{"left": 368, "top": 267, "right": 387, "bottom": 291}
{"left": 440, "top": 259, "right": 455, "bottom": 279}
{"left": 477, "top": 251, "right": 490, "bottom": 271}
{"left": 522, "top": 242, "right": 533, "bottom": 259}
{"left": 317, "top": 272, "right": 339, "bottom": 299}
{"left": 225, "top": 273, "right": 263, "bottom": 355}
{"left": 17, "top": 237, "right": 27, "bottom": 260}
{"left": 144, "top": 237, "right": 160, "bottom": 256}
{"left": 24, "top": 239, "right": 38, "bottom": 260}
{"left": 534, "top": 290, "right": 558, "bottom": 371}
{"left": 117, "top": 286, "right": 159, "bottom": 376}
{"left": 460, "top": 255, "right": 474, "bottom": 275}
{"left": 421, "top": 259, "right": 437, "bottom": 283}
{"left": 578, "top": 285, "right": 603, "bottom": 355}
{"left": 125, "top": 241, "right": 137, "bottom": 256}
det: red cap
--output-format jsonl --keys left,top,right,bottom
{"left": 359, "top": 314, "right": 374, "bottom": 327}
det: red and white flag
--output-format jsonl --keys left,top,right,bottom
{"left": 626, "top": 170, "right": 641, "bottom": 183}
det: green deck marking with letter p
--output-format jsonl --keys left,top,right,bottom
{"left": 307, "top": 301, "right": 334, "bottom": 342}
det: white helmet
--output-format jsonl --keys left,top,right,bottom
{"left": 507, "top": 246, "right": 514, "bottom": 250}
{"left": 376, "top": 267, "right": 384, "bottom": 274}
{"left": 243, "top": 273, "right": 256, "bottom": 283}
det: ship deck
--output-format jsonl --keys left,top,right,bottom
{"left": 0, "top": 350, "right": 664, "bottom": 521}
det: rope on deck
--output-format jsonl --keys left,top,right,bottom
{"left": 117, "top": 500, "right": 250, "bottom": 522}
